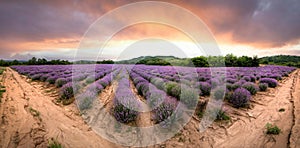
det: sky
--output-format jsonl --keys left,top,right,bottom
{"left": 0, "top": 0, "right": 300, "bottom": 60}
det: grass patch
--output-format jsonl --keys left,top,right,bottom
{"left": 216, "top": 109, "right": 231, "bottom": 121}
{"left": 48, "top": 138, "right": 63, "bottom": 148}
{"left": 29, "top": 107, "right": 40, "bottom": 117}
{"left": 279, "top": 108, "right": 285, "bottom": 112}
{"left": 0, "top": 68, "right": 5, "bottom": 75}
{"left": 0, "top": 86, "right": 5, "bottom": 103}
{"left": 196, "top": 111, "right": 204, "bottom": 118}
{"left": 61, "top": 97, "right": 75, "bottom": 105}
{"left": 266, "top": 123, "right": 281, "bottom": 135}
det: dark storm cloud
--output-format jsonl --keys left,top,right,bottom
{"left": 0, "top": 0, "right": 299, "bottom": 58}
{"left": 231, "top": 0, "right": 300, "bottom": 47}
{"left": 176, "top": 0, "right": 300, "bottom": 47}
{"left": 0, "top": 0, "right": 93, "bottom": 42}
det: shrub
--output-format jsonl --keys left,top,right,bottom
{"left": 31, "top": 74, "right": 42, "bottom": 80}
{"left": 225, "top": 90, "right": 233, "bottom": 100}
{"left": 153, "top": 100, "right": 176, "bottom": 123}
{"left": 229, "top": 88, "right": 251, "bottom": 108}
{"left": 226, "top": 78, "right": 237, "bottom": 84}
{"left": 98, "top": 79, "right": 110, "bottom": 87}
{"left": 198, "top": 82, "right": 211, "bottom": 96}
{"left": 73, "top": 74, "right": 86, "bottom": 82}
{"left": 266, "top": 123, "right": 281, "bottom": 135}
{"left": 226, "top": 83, "right": 233, "bottom": 91}
{"left": 180, "top": 86, "right": 198, "bottom": 109}
{"left": 243, "top": 76, "right": 251, "bottom": 82}
{"left": 242, "top": 82, "right": 258, "bottom": 95}
{"left": 260, "top": 78, "right": 278, "bottom": 88}
{"left": 60, "top": 82, "right": 76, "bottom": 100}
{"left": 133, "top": 77, "right": 146, "bottom": 84}
{"left": 170, "top": 85, "right": 181, "bottom": 99}
{"left": 147, "top": 90, "right": 165, "bottom": 109}
{"left": 210, "top": 78, "right": 219, "bottom": 89}
{"left": 269, "top": 74, "right": 282, "bottom": 80}
{"left": 151, "top": 78, "right": 165, "bottom": 90}
{"left": 55, "top": 78, "right": 67, "bottom": 87}
{"left": 113, "top": 97, "right": 139, "bottom": 123}
{"left": 259, "top": 83, "right": 268, "bottom": 91}
{"left": 136, "top": 82, "right": 149, "bottom": 96}
{"left": 231, "top": 82, "right": 242, "bottom": 91}
{"left": 48, "top": 138, "right": 63, "bottom": 148}
{"left": 216, "top": 109, "right": 230, "bottom": 121}
{"left": 164, "top": 82, "right": 180, "bottom": 97}
{"left": 87, "top": 82, "right": 104, "bottom": 94}
{"left": 77, "top": 91, "right": 96, "bottom": 110}
{"left": 46, "top": 76, "right": 58, "bottom": 84}
{"left": 85, "top": 76, "right": 95, "bottom": 84}
{"left": 40, "top": 74, "right": 49, "bottom": 81}
{"left": 212, "top": 87, "right": 225, "bottom": 100}
{"left": 283, "top": 72, "right": 288, "bottom": 77}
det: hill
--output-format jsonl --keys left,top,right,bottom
{"left": 259, "top": 55, "right": 300, "bottom": 67}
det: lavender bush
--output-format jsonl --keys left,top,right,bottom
{"left": 229, "top": 88, "right": 251, "bottom": 108}
{"left": 259, "top": 83, "right": 268, "bottom": 91}
{"left": 260, "top": 78, "right": 278, "bottom": 88}
{"left": 242, "top": 82, "right": 258, "bottom": 95}
{"left": 77, "top": 91, "right": 97, "bottom": 110}
{"left": 198, "top": 82, "right": 212, "bottom": 96}
{"left": 180, "top": 85, "right": 199, "bottom": 109}
{"left": 55, "top": 78, "right": 67, "bottom": 87}
{"left": 153, "top": 99, "right": 176, "bottom": 123}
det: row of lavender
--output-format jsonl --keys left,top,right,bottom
{"left": 107, "top": 65, "right": 296, "bottom": 125}
{"left": 130, "top": 65, "right": 296, "bottom": 108}
{"left": 11, "top": 65, "right": 119, "bottom": 102}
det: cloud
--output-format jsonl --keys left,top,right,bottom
{"left": 184, "top": 0, "right": 300, "bottom": 48}
{"left": 0, "top": 0, "right": 299, "bottom": 60}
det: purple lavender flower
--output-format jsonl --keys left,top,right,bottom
{"left": 229, "top": 88, "right": 251, "bottom": 108}
{"left": 259, "top": 78, "right": 278, "bottom": 88}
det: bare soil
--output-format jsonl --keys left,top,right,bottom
{"left": 0, "top": 68, "right": 118, "bottom": 148}
{"left": 0, "top": 67, "right": 299, "bottom": 148}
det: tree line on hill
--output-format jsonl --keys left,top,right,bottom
{"left": 117, "top": 54, "right": 260, "bottom": 67}
{"left": 0, "top": 55, "right": 299, "bottom": 68}
{"left": 259, "top": 55, "right": 300, "bottom": 68}
{"left": 0, "top": 57, "right": 115, "bottom": 66}
{"left": 0, "top": 57, "right": 71, "bottom": 66}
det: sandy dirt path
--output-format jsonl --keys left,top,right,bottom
{"left": 290, "top": 69, "right": 300, "bottom": 148}
{"left": 0, "top": 68, "right": 118, "bottom": 148}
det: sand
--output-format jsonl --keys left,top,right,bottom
{"left": 0, "top": 68, "right": 118, "bottom": 148}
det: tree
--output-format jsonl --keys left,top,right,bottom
{"left": 191, "top": 56, "right": 209, "bottom": 67}
{"left": 28, "top": 57, "right": 37, "bottom": 65}
{"left": 237, "top": 56, "right": 253, "bottom": 67}
{"left": 252, "top": 56, "right": 259, "bottom": 67}
{"left": 225, "top": 54, "right": 238, "bottom": 67}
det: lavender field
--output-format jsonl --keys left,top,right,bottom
{"left": 11, "top": 64, "right": 296, "bottom": 125}
{"left": 0, "top": 63, "right": 297, "bottom": 147}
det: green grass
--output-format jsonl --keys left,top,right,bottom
{"left": 266, "top": 123, "right": 281, "bottom": 135}
{"left": 29, "top": 107, "right": 40, "bottom": 117}
{"left": 0, "top": 68, "right": 5, "bottom": 75}
{"left": 196, "top": 111, "right": 203, "bottom": 118}
{"left": 0, "top": 86, "right": 5, "bottom": 103}
{"left": 216, "top": 110, "right": 231, "bottom": 121}
{"left": 48, "top": 138, "right": 63, "bottom": 148}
